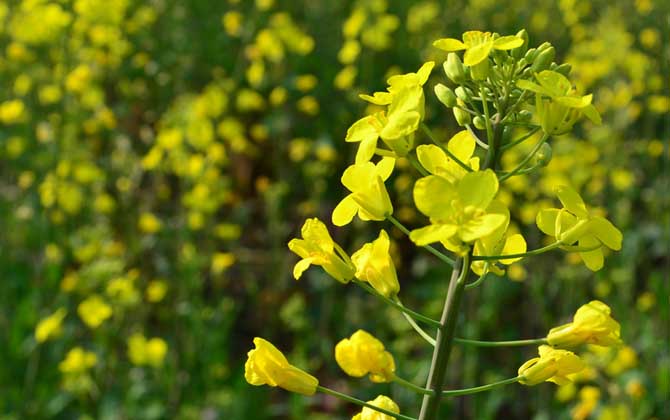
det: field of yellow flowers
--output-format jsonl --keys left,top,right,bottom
{"left": 0, "top": 0, "right": 667, "bottom": 419}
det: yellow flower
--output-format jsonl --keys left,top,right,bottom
{"left": 138, "top": 212, "right": 162, "bottom": 234}
{"left": 59, "top": 347, "right": 97, "bottom": 374}
{"left": 347, "top": 62, "right": 434, "bottom": 163}
{"left": 288, "top": 218, "right": 355, "bottom": 283}
{"left": 332, "top": 157, "right": 395, "bottom": 226}
{"left": 433, "top": 31, "right": 524, "bottom": 66}
{"left": 536, "top": 185, "right": 622, "bottom": 271}
{"left": 415, "top": 130, "right": 480, "bottom": 183}
{"left": 245, "top": 337, "right": 318, "bottom": 395}
{"left": 351, "top": 230, "right": 399, "bottom": 297}
{"left": 410, "top": 169, "right": 507, "bottom": 253}
{"left": 352, "top": 395, "right": 400, "bottom": 420}
{"left": 35, "top": 308, "right": 67, "bottom": 343}
{"left": 335, "top": 330, "right": 395, "bottom": 383}
{"left": 146, "top": 279, "right": 168, "bottom": 302}
{"left": 518, "top": 345, "right": 585, "bottom": 386}
{"left": 77, "top": 295, "right": 113, "bottom": 329}
{"left": 547, "top": 301, "right": 622, "bottom": 348}
{"left": 128, "top": 333, "right": 168, "bottom": 367}
{"left": 0, "top": 99, "right": 26, "bottom": 124}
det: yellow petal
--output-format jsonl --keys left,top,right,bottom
{"left": 409, "top": 224, "right": 458, "bottom": 246}
{"left": 493, "top": 35, "right": 524, "bottom": 50}
{"left": 590, "top": 216, "right": 622, "bottom": 250}
{"left": 536, "top": 208, "right": 560, "bottom": 237}
{"left": 499, "top": 233, "right": 527, "bottom": 264}
{"left": 332, "top": 195, "right": 358, "bottom": 226}
{"left": 579, "top": 235, "right": 604, "bottom": 271}
{"left": 433, "top": 38, "right": 466, "bottom": 51}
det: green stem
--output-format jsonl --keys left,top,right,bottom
{"left": 387, "top": 215, "right": 455, "bottom": 267}
{"left": 500, "top": 126, "right": 541, "bottom": 151}
{"left": 470, "top": 241, "right": 602, "bottom": 261}
{"left": 441, "top": 376, "right": 522, "bottom": 396}
{"left": 453, "top": 338, "right": 547, "bottom": 347}
{"left": 418, "top": 253, "right": 469, "bottom": 420}
{"left": 395, "top": 299, "right": 437, "bottom": 346}
{"left": 317, "top": 386, "right": 417, "bottom": 420}
{"left": 464, "top": 270, "right": 488, "bottom": 290}
{"left": 420, "top": 124, "right": 473, "bottom": 173}
{"left": 499, "top": 133, "right": 549, "bottom": 182}
{"left": 393, "top": 375, "right": 435, "bottom": 396}
{"left": 353, "top": 280, "right": 441, "bottom": 328}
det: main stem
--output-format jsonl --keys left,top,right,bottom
{"left": 418, "top": 254, "right": 468, "bottom": 419}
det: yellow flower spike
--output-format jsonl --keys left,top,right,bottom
{"left": 35, "top": 308, "right": 67, "bottom": 343}
{"left": 352, "top": 395, "right": 400, "bottom": 420}
{"left": 433, "top": 31, "right": 523, "bottom": 66}
{"left": 288, "top": 218, "right": 355, "bottom": 283}
{"left": 547, "top": 300, "right": 622, "bottom": 348}
{"left": 351, "top": 230, "right": 400, "bottom": 297}
{"left": 415, "top": 130, "right": 480, "bottom": 183}
{"left": 518, "top": 345, "right": 585, "bottom": 386}
{"left": 536, "top": 185, "right": 623, "bottom": 271}
{"left": 335, "top": 330, "right": 396, "bottom": 383}
{"left": 410, "top": 169, "right": 507, "bottom": 251}
{"left": 244, "top": 337, "right": 318, "bottom": 396}
{"left": 332, "top": 158, "right": 395, "bottom": 226}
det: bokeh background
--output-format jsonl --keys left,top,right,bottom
{"left": 0, "top": 0, "right": 668, "bottom": 419}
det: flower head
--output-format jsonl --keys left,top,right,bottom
{"left": 245, "top": 337, "right": 318, "bottom": 396}
{"left": 335, "top": 330, "right": 395, "bottom": 383}
{"left": 332, "top": 158, "right": 395, "bottom": 226}
{"left": 433, "top": 31, "right": 524, "bottom": 66}
{"left": 547, "top": 300, "right": 622, "bottom": 348}
{"left": 35, "top": 307, "right": 67, "bottom": 343}
{"left": 352, "top": 395, "right": 400, "bottom": 420}
{"left": 410, "top": 169, "right": 507, "bottom": 253}
{"left": 518, "top": 345, "right": 585, "bottom": 386}
{"left": 288, "top": 218, "right": 355, "bottom": 283}
{"left": 77, "top": 294, "right": 112, "bottom": 329}
{"left": 59, "top": 347, "right": 97, "bottom": 375}
{"left": 536, "top": 185, "right": 623, "bottom": 271}
{"left": 352, "top": 230, "right": 399, "bottom": 297}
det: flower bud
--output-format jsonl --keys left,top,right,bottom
{"left": 472, "top": 115, "right": 487, "bottom": 130}
{"left": 524, "top": 47, "right": 538, "bottom": 63}
{"left": 453, "top": 104, "right": 471, "bottom": 126}
{"left": 517, "top": 109, "right": 532, "bottom": 122}
{"left": 534, "top": 143, "right": 553, "bottom": 167}
{"left": 454, "top": 86, "right": 471, "bottom": 101}
{"left": 512, "top": 29, "right": 529, "bottom": 59}
{"left": 434, "top": 83, "right": 457, "bottom": 107}
{"left": 531, "top": 46, "right": 555, "bottom": 73}
{"left": 554, "top": 63, "right": 572, "bottom": 76}
{"left": 444, "top": 53, "right": 466, "bottom": 84}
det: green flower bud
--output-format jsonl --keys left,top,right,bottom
{"left": 473, "top": 115, "right": 487, "bottom": 130}
{"left": 534, "top": 143, "right": 553, "bottom": 167}
{"left": 434, "top": 83, "right": 457, "bottom": 107}
{"left": 524, "top": 48, "right": 538, "bottom": 63}
{"left": 453, "top": 104, "right": 471, "bottom": 126}
{"left": 554, "top": 63, "right": 572, "bottom": 76}
{"left": 454, "top": 86, "right": 470, "bottom": 102}
{"left": 536, "top": 42, "right": 552, "bottom": 52}
{"left": 512, "top": 29, "right": 529, "bottom": 59}
{"left": 470, "top": 59, "right": 490, "bottom": 81}
{"left": 518, "top": 109, "right": 533, "bottom": 122}
{"left": 444, "top": 53, "right": 466, "bottom": 84}
{"left": 531, "top": 46, "right": 555, "bottom": 73}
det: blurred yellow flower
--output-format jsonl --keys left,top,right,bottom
{"left": 212, "top": 252, "right": 236, "bottom": 274}
{"left": 0, "top": 100, "right": 26, "bottom": 124}
{"left": 138, "top": 212, "right": 162, "bottom": 234}
{"left": 128, "top": 333, "right": 168, "bottom": 367}
{"left": 335, "top": 330, "right": 395, "bottom": 383}
{"left": 146, "top": 280, "right": 168, "bottom": 303}
{"left": 245, "top": 337, "right": 318, "bottom": 395}
{"left": 35, "top": 308, "right": 67, "bottom": 343}
{"left": 59, "top": 347, "right": 97, "bottom": 374}
{"left": 77, "top": 295, "right": 113, "bottom": 328}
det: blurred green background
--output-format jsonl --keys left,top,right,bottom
{"left": 0, "top": 0, "right": 668, "bottom": 419}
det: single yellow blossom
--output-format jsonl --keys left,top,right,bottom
{"left": 518, "top": 345, "right": 585, "bottom": 386}
{"left": 352, "top": 395, "right": 400, "bottom": 420}
{"left": 351, "top": 230, "right": 400, "bottom": 297}
{"left": 536, "top": 185, "right": 622, "bottom": 271}
{"left": 335, "top": 330, "right": 395, "bottom": 383}
{"left": 433, "top": 31, "right": 524, "bottom": 66}
{"left": 415, "top": 130, "right": 480, "bottom": 183}
{"left": 288, "top": 218, "right": 355, "bottom": 283}
{"left": 332, "top": 158, "right": 395, "bottom": 226}
{"left": 245, "top": 337, "right": 318, "bottom": 395}
{"left": 547, "top": 300, "right": 622, "bottom": 348}
{"left": 59, "top": 347, "right": 97, "bottom": 374}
